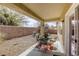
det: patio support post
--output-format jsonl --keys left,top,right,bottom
{"left": 40, "top": 20, "right": 45, "bottom": 36}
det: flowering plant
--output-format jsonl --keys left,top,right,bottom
{"left": 36, "top": 31, "right": 53, "bottom": 53}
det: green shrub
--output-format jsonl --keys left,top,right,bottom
{"left": 0, "top": 8, "right": 23, "bottom": 26}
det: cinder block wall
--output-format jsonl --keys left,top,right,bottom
{"left": 48, "top": 29, "right": 57, "bottom": 34}
{"left": 0, "top": 25, "right": 37, "bottom": 39}
{"left": 0, "top": 25, "right": 57, "bottom": 39}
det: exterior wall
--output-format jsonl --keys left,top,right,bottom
{"left": 0, "top": 25, "right": 37, "bottom": 39}
{"left": 74, "top": 6, "right": 79, "bottom": 55}
{"left": 64, "top": 4, "right": 79, "bottom": 55}
{"left": 64, "top": 15, "right": 71, "bottom": 55}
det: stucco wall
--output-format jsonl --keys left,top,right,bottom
{"left": 64, "top": 4, "right": 79, "bottom": 55}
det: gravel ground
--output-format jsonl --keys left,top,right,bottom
{"left": 0, "top": 35, "right": 36, "bottom": 56}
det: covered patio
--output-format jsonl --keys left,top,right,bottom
{"left": 0, "top": 3, "right": 77, "bottom": 56}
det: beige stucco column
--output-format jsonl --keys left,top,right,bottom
{"left": 62, "top": 21, "right": 64, "bottom": 45}
{"left": 40, "top": 20, "right": 45, "bottom": 36}
{"left": 57, "top": 21, "right": 63, "bottom": 45}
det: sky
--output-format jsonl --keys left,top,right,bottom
{"left": 22, "top": 16, "right": 40, "bottom": 27}
{"left": 45, "top": 22, "right": 57, "bottom": 27}
{"left": 22, "top": 16, "right": 58, "bottom": 28}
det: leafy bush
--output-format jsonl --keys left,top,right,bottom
{"left": 0, "top": 7, "right": 23, "bottom": 26}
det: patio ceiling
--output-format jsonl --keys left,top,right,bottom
{"left": 23, "top": 3, "right": 72, "bottom": 22}
{"left": 0, "top": 3, "right": 72, "bottom": 22}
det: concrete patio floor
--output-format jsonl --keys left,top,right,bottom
{"left": 27, "top": 48, "right": 65, "bottom": 56}
{"left": 19, "top": 34, "right": 65, "bottom": 56}
{"left": 0, "top": 35, "right": 36, "bottom": 56}
{"left": 0, "top": 34, "right": 64, "bottom": 56}
{"left": 26, "top": 40, "right": 65, "bottom": 56}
